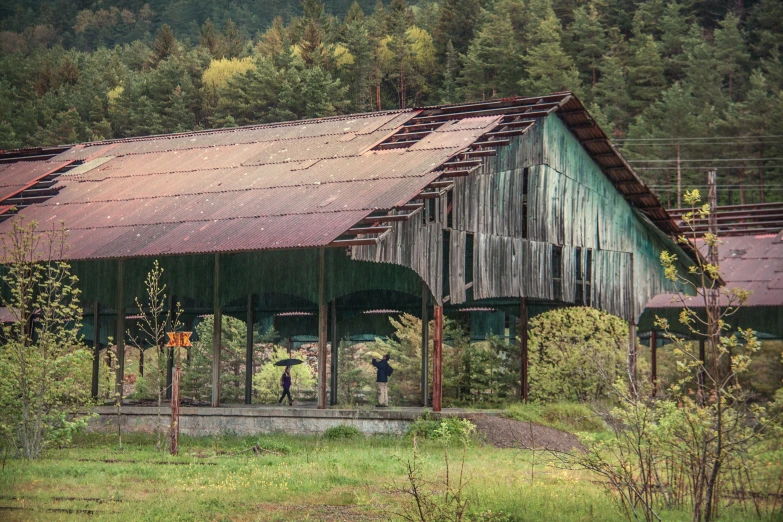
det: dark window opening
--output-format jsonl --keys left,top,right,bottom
{"left": 465, "top": 233, "right": 474, "bottom": 285}
{"left": 584, "top": 248, "right": 593, "bottom": 306}
{"left": 552, "top": 244, "right": 562, "bottom": 301}
{"left": 522, "top": 167, "right": 529, "bottom": 238}
{"left": 575, "top": 247, "right": 583, "bottom": 305}
{"left": 442, "top": 230, "right": 451, "bottom": 298}
{"left": 427, "top": 198, "right": 436, "bottom": 223}
{"left": 446, "top": 190, "right": 454, "bottom": 228}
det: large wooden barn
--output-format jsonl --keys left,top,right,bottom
{"left": 0, "top": 92, "right": 692, "bottom": 410}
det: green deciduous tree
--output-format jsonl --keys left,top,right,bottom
{"left": 0, "top": 220, "right": 92, "bottom": 459}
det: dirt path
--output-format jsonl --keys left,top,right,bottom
{"left": 473, "top": 416, "right": 583, "bottom": 452}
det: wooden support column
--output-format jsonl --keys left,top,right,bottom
{"left": 317, "top": 248, "right": 327, "bottom": 409}
{"left": 421, "top": 283, "right": 429, "bottom": 407}
{"left": 520, "top": 297, "right": 529, "bottom": 402}
{"left": 330, "top": 299, "right": 338, "bottom": 406}
{"left": 165, "top": 294, "right": 174, "bottom": 400}
{"left": 629, "top": 322, "right": 638, "bottom": 395}
{"left": 139, "top": 348, "right": 144, "bottom": 377}
{"left": 245, "top": 294, "right": 254, "bottom": 405}
{"left": 650, "top": 330, "right": 658, "bottom": 396}
{"left": 211, "top": 254, "right": 221, "bottom": 407}
{"left": 432, "top": 305, "right": 443, "bottom": 412}
{"left": 91, "top": 302, "right": 100, "bottom": 399}
{"left": 115, "top": 259, "right": 125, "bottom": 399}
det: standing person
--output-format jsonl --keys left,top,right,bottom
{"left": 278, "top": 367, "right": 292, "bottom": 406}
{"left": 372, "top": 353, "right": 393, "bottom": 407}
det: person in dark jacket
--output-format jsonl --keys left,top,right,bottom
{"left": 371, "top": 353, "right": 393, "bottom": 407}
{"left": 278, "top": 367, "right": 292, "bottom": 406}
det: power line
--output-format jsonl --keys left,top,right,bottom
{"left": 633, "top": 165, "right": 783, "bottom": 170}
{"left": 615, "top": 135, "right": 783, "bottom": 142}
{"left": 628, "top": 157, "right": 783, "bottom": 163}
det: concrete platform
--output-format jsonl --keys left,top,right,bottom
{"left": 90, "top": 404, "right": 500, "bottom": 436}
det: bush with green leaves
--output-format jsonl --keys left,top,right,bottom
{"left": 406, "top": 416, "right": 476, "bottom": 443}
{"left": 528, "top": 307, "right": 630, "bottom": 402}
{"left": 323, "top": 424, "right": 362, "bottom": 440}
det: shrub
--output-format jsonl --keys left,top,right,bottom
{"left": 406, "top": 416, "right": 476, "bottom": 443}
{"left": 323, "top": 424, "right": 362, "bottom": 440}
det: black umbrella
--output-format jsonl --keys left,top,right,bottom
{"left": 275, "top": 358, "right": 304, "bottom": 367}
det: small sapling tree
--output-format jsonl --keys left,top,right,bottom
{"left": 126, "top": 260, "right": 182, "bottom": 454}
{"left": 0, "top": 220, "right": 92, "bottom": 459}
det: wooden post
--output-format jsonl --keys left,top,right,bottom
{"left": 650, "top": 330, "right": 658, "bottom": 396}
{"left": 91, "top": 302, "right": 100, "bottom": 399}
{"left": 629, "top": 322, "right": 638, "bottom": 395}
{"left": 170, "top": 337, "right": 182, "bottom": 456}
{"left": 245, "top": 294, "right": 254, "bottom": 405}
{"left": 165, "top": 294, "right": 174, "bottom": 400}
{"left": 432, "top": 305, "right": 443, "bottom": 412}
{"left": 330, "top": 299, "right": 338, "bottom": 406}
{"left": 421, "top": 283, "right": 429, "bottom": 407}
{"left": 317, "top": 248, "right": 327, "bottom": 409}
{"left": 211, "top": 253, "right": 221, "bottom": 407}
{"left": 115, "top": 260, "right": 125, "bottom": 399}
{"left": 520, "top": 297, "right": 529, "bottom": 402}
{"left": 139, "top": 348, "right": 144, "bottom": 377}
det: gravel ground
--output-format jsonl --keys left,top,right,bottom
{"left": 473, "top": 415, "right": 583, "bottom": 452}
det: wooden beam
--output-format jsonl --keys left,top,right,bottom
{"left": 212, "top": 253, "right": 221, "bottom": 407}
{"left": 330, "top": 299, "right": 338, "bottom": 406}
{"left": 91, "top": 302, "right": 100, "bottom": 399}
{"left": 471, "top": 139, "right": 510, "bottom": 148}
{"left": 421, "top": 283, "right": 429, "bottom": 407}
{"left": 245, "top": 294, "right": 254, "bottom": 405}
{"left": 345, "top": 226, "right": 392, "bottom": 235}
{"left": 115, "top": 259, "right": 125, "bottom": 400}
{"left": 360, "top": 212, "right": 418, "bottom": 224}
{"left": 443, "top": 159, "right": 481, "bottom": 169}
{"left": 330, "top": 237, "right": 380, "bottom": 247}
{"left": 318, "top": 248, "right": 327, "bottom": 410}
{"left": 465, "top": 150, "right": 497, "bottom": 158}
{"left": 432, "top": 305, "right": 443, "bottom": 412}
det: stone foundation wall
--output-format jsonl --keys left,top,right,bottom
{"left": 90, "top": 406, "right": 484, "bottom": 436}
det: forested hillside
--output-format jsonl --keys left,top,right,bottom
{"left": 1, "top": 0, "right": 782, "bottom": 206}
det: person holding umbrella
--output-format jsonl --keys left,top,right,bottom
{"left": 371, "top": 353, "right": 393, "bottom": 407}
{"left": 278, "top": 366, "right": 293, "bottom": 406}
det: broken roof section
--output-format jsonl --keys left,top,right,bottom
{"left": 0, "top": 93, "right": 677, "bottom": 261}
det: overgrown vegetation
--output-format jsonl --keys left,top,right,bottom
{"left": 548, "top": 191, "right": 783, "bottom": 522}
{"left": 0, "top": 219, "right": 92, "bottom": 459}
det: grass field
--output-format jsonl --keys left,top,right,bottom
{"left": 2, "top": 429, "right": 779, "bottom": 521}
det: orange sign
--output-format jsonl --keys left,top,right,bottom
{"left": 167, "top": 332, "right": 192, "bottom": 347}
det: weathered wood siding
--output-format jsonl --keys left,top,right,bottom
{"left": 354, "top": 113, "right": 685, "bottom": 321}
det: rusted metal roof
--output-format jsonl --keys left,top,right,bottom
{"left": 646, "top": 231, "right": 783, "bottom": 308}
{"left": 0, "top": 160, "right": 70, "bottom": 202}
{"left": 0, "top": 93, "right": 680, "bottom": 262}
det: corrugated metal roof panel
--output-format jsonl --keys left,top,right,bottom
{"left": 647, "top": 232, "right": 783, "bottom": 308}
{"left": 0, "top": 160, "right": 69, "bottom": 202}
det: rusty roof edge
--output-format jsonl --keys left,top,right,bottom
{"left": 552, "top": 93, "right": 681, "bottom": 238}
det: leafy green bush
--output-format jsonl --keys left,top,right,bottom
{"left": 323, "top": 425, "right": 363, "bottom": 440}
{"left": 406, "top": 416, "right": 476, "bottom": 443}
{"left": 504, "top": 402, "right": 605, "bottom": 433}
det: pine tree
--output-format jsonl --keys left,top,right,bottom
{"left": 626, "top": 33, "right": 666, "bottom": 115}
{"left": 439, "top": 39, "right": 459, "bottom": 103}
{"left": 385, "top": 0, "right": 414, "bottom": 108}
{"left": 433, "top": 0, "right": 482, "bottom": 63}
{"left": 659, "top": 1, "right": 691, "bottom": 81}
{"left": 593, "top": 54, "right": 630, "bottom": 136}
{"left": 461, "top": 12, "right": 522, "bottom": 99}
{"left": 519, "top": 9, "right": 581, "bottom": 96}
{"left": 713, "top": 12, "right": 750, "bottom": 101}
{"left": 199, "top": 19, "right": 222, "bottom": 58}
{"left": 151, "top": 24, "right": 176, "bottom": 67}
{"left": 222, "top": 20, "right": 244, "bottom": 60}
{"left": 567, "top": 3, "right": 607, "bottom": 90}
